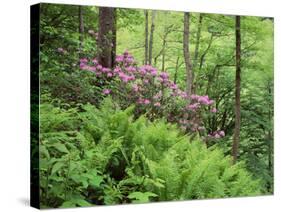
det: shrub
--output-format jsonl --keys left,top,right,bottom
{"left": 79, "top": 51, "right": 224, "bottom": 138}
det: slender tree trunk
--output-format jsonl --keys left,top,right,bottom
{"left": 161, "top": 39, "right": 166, "bottom": 71}
{"left": 192, "top": 13, "right": 203, "bottom": 93}
{"left": 98, "top": 7, "right": 116, "bottom": 68}
{"left": 194, "top": 14, "right": 203, "bottom": 69}
{"left": 174, "top": 56, "right": 180, "bottom": 84}
{"left": 144, "top": 10, "right": 149, "bottom": 64}
{"left": 232, "top": 16, "right": 241, "bottom": 164}
{"left": 183, "top": 12, "right": 193, "bottom": 96}
{"left": 148, "top": 10, "right": 156, "bottom": 65}
{"left": 78, "top": 6, "right": 84, "bottom": 57}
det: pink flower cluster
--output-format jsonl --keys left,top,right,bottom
{"left": 79, "top": 51, "right": 221, "bottom": 138}
{"left": 208, "top": 130, "right": 225, "bottom": 139}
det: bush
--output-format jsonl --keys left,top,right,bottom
{"left": 79, "top": 51, "right": 224, "bottom": 139}
{"left": 39, "top": 98, "right": 261, "bottom": 208}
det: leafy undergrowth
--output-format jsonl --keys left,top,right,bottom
{"left": 39, "top": 97, "right": 261, "bottom": 208}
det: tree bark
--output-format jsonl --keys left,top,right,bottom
{"left": 183, "top": 12, "right": 193, "bottom": 96}
{"left": 194, "top": 13, "right": 203, "bottom": 69}
{"left": 148, "top": 10, "right": 156, "bottom": 65}
{"left": 78, "top": 6, "right": 84, "bottom": 57}
{"left": 144, "top": 10, "right": 149, "bottom": 64}
{"left": 232, "top": 16, "right": 241, "bottom": 164}
{"left": 98, "top": 7, "right": 116, "bottom": 68}
{"left": 112, "top": 9, "right": 117, "bottom": 65}
{"left": 174, "top": 56, "right": 180, "bottom": 84}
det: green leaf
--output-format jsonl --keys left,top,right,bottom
{"left": 84, "top": 170, "right": 103, "bottom": 187}
{"left": 40, "top": 145, "right": 50, "bottom": 159}
{"left": 128, "top": 192, "right": 158, "bottom": 203}
{"left": 74, "top": 199, "right": 92, "bottom": 207}
{"left": 60, "top": 199, "right": 92, "bottom": 208}
{"left": 52, "top": 143, "right": 69, "bottom": 153}
{"left": 51, "top": 162, "right": 65, "bottom": 175}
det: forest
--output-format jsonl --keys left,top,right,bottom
{"left": 35, "top": 3, "right": 274, "bottom": 208}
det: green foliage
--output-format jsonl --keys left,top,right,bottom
{"left": 40, "top": 98, "right": 261, "bottom": 207}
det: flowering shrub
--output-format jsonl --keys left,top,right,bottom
{"left": 79, "top": 51, "right": 224, "bottom": 138}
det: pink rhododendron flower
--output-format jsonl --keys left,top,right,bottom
{"left": 115, "top": 55, "right": 124, "bottom": 62}
{"left": 214, "top": 133, "right": 221, "bottom": 138}
{"left": 132, "top": 84, "right": 139, "bottom": 92}
{"left": 187, "top": 103, "right": 200, "bottom": 110}
{"left": 211, "top": 108, "right": 217, "bottom": 113}
{"left": 190, "top": 94, "right": 199, "bottom": 100}
{"left": 80, "top": 58, "right": 88, "bottom": 63}
{"left": 101, "top": 67, "right": 110, "bottom": 73}
{"left": 92, "top": 58, "right": 98, "bottom": 64}
{"left": 160, "top": 72, "right": 169, "bottom": 79}
{"left": 114, "top": 67, "right": 121, "bottom": 73}
{"left": 218, "top": 130, "right": 225, "bottom": 137}
{"left": 102, "top": 89, "right": 111, "bottom": 95}
{"left": 170, "top": 83, "right": 178, "bottom": 90}
{"left": 143, "top": 79, "right": 149, "bottom": 84}
{"left": 143, "top": 99, "right": 150, "bottom": 105}
{"left": 89, "top": 66, "right": 96, "bottom": 72}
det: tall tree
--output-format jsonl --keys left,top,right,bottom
{"left": 193, "top": 14, "right": 203, "bottom": 70}
{"left": 78, "top": 5, "right": 84, "bottom": 58}
{"left": 161, "top": 24, "right": 174, "bottom": 71}
{"left": 148, "top": 10, "right": 156, "bottom": 65}
{"left": 232, "top": 16, "right": 241, "bottom": 164}
{"left": 183, "top": 12, "right": 193, "bottom": 96}
{"left": 192, "top": 13, "right": 203, "bottom": 93}
{"left": 98, "top": 7, "right": 116, "bottom": 68}
{"left": 144, "top": 10, "right": 149, "bottom": 64}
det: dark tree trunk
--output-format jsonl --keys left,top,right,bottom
{"left": 148, "top": 10, "right": 156, "bottom": 65}
{"left": 232, "top": 16, "right": 241, "bottom": 164}
{"left": 174, "top": 56, "right": 180, "bottom": 84}
{"left": 98, "top": 7, "right": 116, "bottom": 68}
{"left": 78, "top": 6, "right": 84, "bottom": 57}
{"left": 111, "top": 9, "right": 117, "bottom": 65}
{"left": 144, "top": 10, "right": 149, "bottom": 65}
{"left": 183, "top": 12, "right": 193, "bottom": 96}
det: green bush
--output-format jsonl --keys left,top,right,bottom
{"left": 39, "top": 98, "right": 261, "bottom": 208}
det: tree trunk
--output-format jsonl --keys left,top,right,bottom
{"left": 148, "top": 10, "right": 156, "bottom": 65}
{"left": 183, "top": 12, "right": 193, "bottom": 96}
{"left": 232, "top": 16, "right": 241, "bottom": 164}
{"left": 174, "top": 56, "right": 180, "bottom": 84}
{"left": 78, "top": 6, "right": 84, "bottom": 57}
{"left": 144, "top": 10, "right": 149, "bottom": 65}
{"left": 111, "top": 9, "right": 117, "bottom": 65}
{"left": 194, "top": 13, "right": 203, "bottom": 70}
{"left": 98, "top": 7, "right": 116, "bottom": 68}
{"left": 192, "top": 13, "right": 203, "bottom": 93}
{"left": 161, "top": 39, "right": 166, "bottom": 71}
